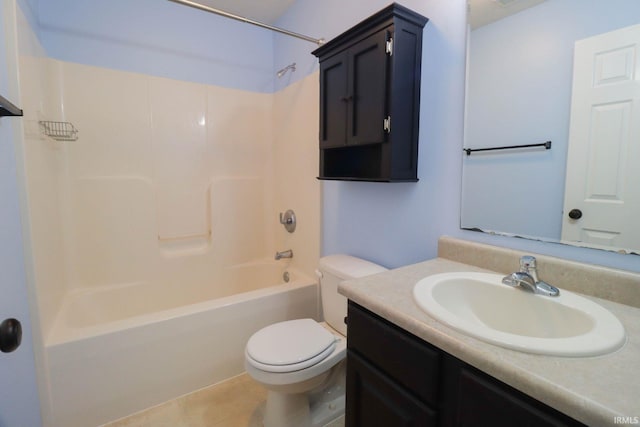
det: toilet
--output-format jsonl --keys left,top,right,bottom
{"left": 244, "top": 255, "right": 387, "bottom": 427}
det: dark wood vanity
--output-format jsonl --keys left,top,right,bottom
{"left": 346, "top": 302, "right": 586, "bottom": 426}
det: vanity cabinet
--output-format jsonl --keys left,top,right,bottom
{"left": 346, "top": 302, "right": 586, "bottom": 427}
{"left": 312, "top": 4, "right": 427, "bottom": 182}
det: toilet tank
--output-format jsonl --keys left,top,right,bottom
{"left": 318, "top": 255, "right": 387, "bottom": 336}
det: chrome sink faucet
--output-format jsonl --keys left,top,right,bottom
{"left": 502, "top": 256, "right": 560, "bottom": 297}
{"left": 275, "top": 249, "right": 293, "bottom": 260}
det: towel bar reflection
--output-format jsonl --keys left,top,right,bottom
{"left": 463, "top": 141, "right": 551, "bottom": 156}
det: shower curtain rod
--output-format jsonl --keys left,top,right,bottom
{"left": 167, "top": 0, "right": 324, "bottom": 46}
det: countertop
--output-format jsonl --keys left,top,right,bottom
{"left": 339, "top": 257, "right": 640, "bottom": 426}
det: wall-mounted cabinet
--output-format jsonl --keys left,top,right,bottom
{"left": 312, "top": 3, "right": 427, "bottom": 182}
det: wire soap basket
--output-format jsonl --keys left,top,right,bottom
{"left": 39, "top": 121, "right": 79, "bottom": 141}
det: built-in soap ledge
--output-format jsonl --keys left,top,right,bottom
{"left": 437, "top": 236, "right": 640, "bottom": 309}
{"left": 158, "top": 233, "right": 212, "bottom": 257}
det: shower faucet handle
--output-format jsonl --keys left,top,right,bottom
{"left": 279, "top": 210, "right": 296, "bottom": 233}
{"left": 279, "top": 213, "right": 292, "bottom": 224}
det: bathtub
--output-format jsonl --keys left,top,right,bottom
{"left": 45, "top": 261, "right": 319, "bottom": 427}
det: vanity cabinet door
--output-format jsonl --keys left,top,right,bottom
{"left": 440, "top": 349, "right": 586, "bottom": 427}
{"left": 347, "top": 301, "right": 441, "bottom": 406}
{"left": 346, "top": 351, "right": 437, "bottom": 427}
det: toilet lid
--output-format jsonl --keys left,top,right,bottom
{"left": 246, "top": 319, "right": 337, "bottom": 372}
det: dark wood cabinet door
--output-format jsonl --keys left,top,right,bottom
{"left": 441, "top": 358, "right": 585, "bottom": 427}
{"left": 346, "top": 351, "right": 437, "bottom": 427}
{"left": 319, "top": 52, "right": 349, "bottom": 149}
{"left": 348, "top": 28, "right": 390, "bottom": 146}
{"left": 319, "top": 28, "right": 389, "bottom": 149}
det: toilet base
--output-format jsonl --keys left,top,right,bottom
{"left": 264, "top": 391, "right": 311, "bottom": 427}
{"left": 263, "top": 388, "right": 345, "bottom": 427}
{"left": 262, "top": 361, "right": 346, "bottom": 427}
{"left": 309, "top": 385, "right": 345, "bottom": 427}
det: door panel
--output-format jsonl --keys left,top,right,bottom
{"left": 562, "top": 24, "right": 640, "bottom": 250}
{"left": 319, "top": 53, "right": 348, "bottom": 149}
{"left": 349, "top": 29, "right": 389, "bottom": 146}
{"left": 346, "top": 351, "right": 437, "bottom": 426}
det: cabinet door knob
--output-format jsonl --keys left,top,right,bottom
{"left": 340, "top": 96, "right": 353, "bottom": 102}
{"left": 0, "top": 318, "right": 22, "bottom": 353}
{"left": 568, "top": 209, "right": 583, "bottom": 220}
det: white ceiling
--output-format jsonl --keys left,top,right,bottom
{"left": 197, "top": 0, "right": 296, "bottom": 25}
{"left": 468, "top": 0, "right": 546, "bottom": 30}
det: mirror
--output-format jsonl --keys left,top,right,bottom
{"left": 462, "top": 0, "right": 640, "bottom": 254}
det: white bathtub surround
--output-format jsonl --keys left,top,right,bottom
{"left": 48, "top": 267, "right": 317, "bottom": 427}
{"left": 58, "top": 62, "right": 277, "bottom": 291}
{"left": 17, "top": 55, "right": 68, "bottom": 350}
{"left": 18, "top": 57, "right": 322, "bottom": 338}
{"left": 272, "top": 73, "right": 321, "bottom": 277}
{"left": 16, "top": 57, "right": 322, "bottom": 426}
{"left": 150, "top": 77, "right": 210, "bottom": 241}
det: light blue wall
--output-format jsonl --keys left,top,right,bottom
{"left": 17, "top": 0, "right": 38, "bottom": 35}
{"left": 38, "top": 0, "right": 276, "bottom": 92}
{"left": 276, "top": 0, "right": 640, "bottom": 273}
{"left": 272, "top": 1, "right": 390, "bottom": 93}
{"left": 275, "top": 0, "right": 468, "bottom": 269}
{"left": 463, "top": 0, "right": 640, "bottom": 240}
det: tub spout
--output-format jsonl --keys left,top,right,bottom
{"left": 275, "top": 249, "right": 293, "bottom": 260}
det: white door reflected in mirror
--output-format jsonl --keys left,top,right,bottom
{"left": 462, "top": 0, "right": 640, "bottom": 254}
{"left": 561, "top": 24, "right": 640, "bottom": 250}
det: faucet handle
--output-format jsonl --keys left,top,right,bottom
{"left": 519, "top": 255, "right": 541, "bottom": 283}
{"left": 519, "top": 255, "right": 537, "bottom": 271}
{"left": 279, "top": 210, "right": 296, "bottom": 233}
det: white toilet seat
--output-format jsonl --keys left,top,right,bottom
{"left": 246, "top": 341, "right": 337, "bottom": 373}
{"left": 246, "top": 319, "right": 338, "bottom": 373}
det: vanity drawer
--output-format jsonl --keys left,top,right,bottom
{"left": 347, "top": 301, "right": 441, "bottom": 406}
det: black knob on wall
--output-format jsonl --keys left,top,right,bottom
{"left": 0, "top": 318, "right": 22, "bottom": 353}
{"left": 568, "top": 209, "right": 583, "bottom": 220}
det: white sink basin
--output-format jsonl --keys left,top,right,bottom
{"left": 413, "top": 272, "right": 626, "bottom": 357}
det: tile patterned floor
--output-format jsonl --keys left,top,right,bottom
{"left": 102, "top": 373, "right": 345, "bottom": 427}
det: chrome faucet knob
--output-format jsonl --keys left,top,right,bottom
{"left": 510, "top": 255, "right": 560, "bottom": 297}
{"left": 279, "top": 210, "right": 296, "bottom": 233}
{"left": 519, "top": 255, "right": 539, "bottom": 283}
{"left": 519, "top": 255, "right": 537, "bottom": 271}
